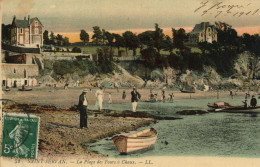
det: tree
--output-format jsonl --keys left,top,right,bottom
{"left": 43, "top": 30, "right": 50, "bottom": 45}
{"left": 153, "top": 23, "right": 165, "bottom": 53}
{"left": 172, "top": 28, "right": 186, "bottom": 53}
{"left": 63, "top": 37, "right": 70, "bottom": 46}
{"left": 138, "top": 30, "right": 154, "bottom": 49}
{"left": 2, "top": 24, "right": 11, "bottom": 44}
{"left": 92, "top": 26, "right": 102, "bottom": 44}
{"left": 105, "top": 31, "right": 114, "bottom": 48}
{"left": 162, "top": 35, "right": 174, "bottom": 54}
{"left": 50, "top": 32, "right": 56, "bottom": 45}
{"left": 122, "top": 31, "right": 140, "bottom": 56}
{"left": 96, "top": 47, "right": 114, "bottom": 73}
{"left": 102, "top": 29, "right": 107, "bottom": 44}
{"left": 141, "top": 47, "right": 160, "bottom": 68}
{"left": 217, "top": 25, "right": 238, "bottom": 46}
{"left": 80, "top": 30, "right": 89, "bottom": 45}
{"left": 56, "top": 34, "right": 63, "bottom": 46}
{"left": 113, "top": 33, "right": 124, "bottom": 55}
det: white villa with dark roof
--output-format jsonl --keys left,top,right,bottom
{"left": 11, "top": 15, "right": 44, "bottom": 47}
{"left": 188, "top": 22, "right": 218, "bottom": 44}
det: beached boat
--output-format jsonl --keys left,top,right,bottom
{"left": 112, "top": 128, "right": 157, "bottom": 154}
{"left": 180, "top": 90, "right": 195, "bottom": 93}
{"left": 18, "top": 88, "right": 32, "bottom": 91}
{"left": 207, "top": 101, "right": 232, "bottom": 109}
{"left": 220, "top": 106, "right": 260, "bottom": 111}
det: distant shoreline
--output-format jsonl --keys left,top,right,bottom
{"left": 2, "top": 87, "right": 258, "bottom": 108}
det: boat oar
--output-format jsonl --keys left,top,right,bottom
{"left": 215, "top": 108, "right": 224, "bottom": 111}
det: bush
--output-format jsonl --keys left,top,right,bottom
{"left": 39, "top": 59, "right": 54, "bottom": 76}
{"left": 72, "top": 47, "right": 81, "bottom": 53}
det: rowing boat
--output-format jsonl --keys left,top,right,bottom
{"left": 180, "top": 90, "right": 195, "bottom": 93}
{"left": 207, "top": 101, "right": 232, "bottom": 109}
{"left": 220, "top": 106, "right": 260, "bottom": 111}
{"left": 112, "top": 128, "right": 157, "bottom": 154}
{"left": 18, "top": 88, "right": 32, "bottom": 91}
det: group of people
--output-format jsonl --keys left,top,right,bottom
{"left": 242, "top": 95, "right": 257, "bottom": 108}
{"left": 77, "top": 87, "right": 141, "bottom": 129}
{"left": 150, "top": 89, "right": 174, "bottom": 102}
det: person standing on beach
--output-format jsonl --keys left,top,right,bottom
{"left": 131, "top": 87, "right": 141, "bottom": 112}
{"left": 250, "top": 95, "right": 257, "bottom": 107}
{"left": 108, "top": 93, "right": 112, "bottom": 104}
{"left": 64, "top": 83, "right": 69, "bottom": 89}
{"left": 230, "top": 90, "right": 233, "bottom": 99}
{"left": 77, "top": 89, "right": 88, "bottom": 129}
{"left": 95, "top": 86, "right": 104, "bottom": 111}
{"left": 162, "top": 89, "right": 166, "bottom": 102}
{"left": 122, "top": 90, "right": 126, "bottom": 100}
{"left": 242, "top": 100, "right": 248, "bottom": 108}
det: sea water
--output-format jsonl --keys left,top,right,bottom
{"left": 89, "top": 96, "right": 260, "bottom": 158}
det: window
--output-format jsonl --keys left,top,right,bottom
{"left": 24, "top": 69, "right": 26, "bottom": 78}
{"left": 35, "top": 28, "right": 38, "bottom": 34}
{"left": 33, "top": 36, "right": 41, "bottom": 44}
{"left": 35, "top": 21, "right": 38, "bottom": 26}
{"left": 20, "top": 28, "right": 23, "bottom": 34}
{"left": 14, "top": 68, "right": 16, "bottom": 73}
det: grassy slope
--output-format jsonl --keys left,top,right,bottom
{"left": 69, "top": 45, "right": 202, "bottom": 56}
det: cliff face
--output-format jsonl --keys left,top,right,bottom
{"left": 38, "top": 51, "right": 259, "bottom": 90}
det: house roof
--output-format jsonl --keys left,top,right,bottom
{"left": 190, "top": 22, "right": 210, "bottom": 34}
{"left": 15, "top": 20, "right": 30, "bottom": 28}
{"left": 30, "top": 17, "right": 44, "bottom": 27}
{"left": 13, "top": 17, "right": 43, "bottom": 28}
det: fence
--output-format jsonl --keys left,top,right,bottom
{"left": 2, "top": 43, "right": 40, "bottom": 54}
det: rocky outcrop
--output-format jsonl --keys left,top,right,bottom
{"left": 37, "top": 51, "right": 259, "bottom": 90}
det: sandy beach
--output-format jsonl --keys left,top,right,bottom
{"left": 2, "top": 86, "right": 255, "bottom": 108}
{"left": 2, "top": 87, "right": 258, "bottom": 159}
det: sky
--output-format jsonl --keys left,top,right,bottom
{"left": 2, "top": 0, "right": 260, "bottom": 43}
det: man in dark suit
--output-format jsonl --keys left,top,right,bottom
{"left": 77, "top": 89, "right": 88, "bottom": 129}
{"left": 250, "top": 95, "right": 257, "bottom": 107}
{"left": 131, "top": 87, "right": 141, "bottom": 112}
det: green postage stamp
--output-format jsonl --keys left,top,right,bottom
{"left": 1, "top": 113, "right": 40, "bottom": 159}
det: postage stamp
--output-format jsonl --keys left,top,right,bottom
{"left": 1, "top": 113, "right": 40, "bottom": 159}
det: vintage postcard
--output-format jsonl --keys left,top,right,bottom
{"left": 1, "top": 0, "right": 260, "bottom": 166}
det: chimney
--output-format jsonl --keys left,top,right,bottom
{"left": 13, "top": 15, "right": 16, "bottom": 24}
{"left": 28, "top": 15, "right": 30, "bottom": 24}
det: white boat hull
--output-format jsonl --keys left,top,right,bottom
{"left": 113, "top": 128, "right": 157, "bottom": 154}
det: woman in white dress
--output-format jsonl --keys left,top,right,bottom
{"left": 95, "top": 87, "right": 104, "bottom": 111}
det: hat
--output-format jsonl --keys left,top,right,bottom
{"left": 82, "top": 89, "right": 88, "bottom": 93}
